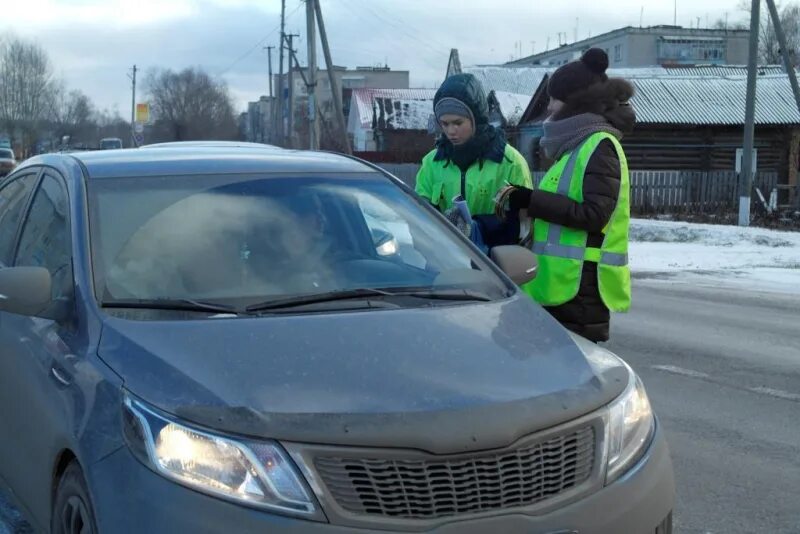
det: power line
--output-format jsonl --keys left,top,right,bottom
{"left": 218, "top": 2, "right": 303, "bottom": 77}
{"left": 337, "top": 0, "right": 449, "bottom": 64}
{"left": 363, "top": 0, "right": 452, "bottom": 52}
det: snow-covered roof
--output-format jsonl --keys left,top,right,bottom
{"left": 608, "top": 65, "right": 788, "bottom": 78}
{"left": 464, "top": 66, "right": 550, "bottom": 96}
{"left": 349, "top": 88, "right": 437, "bottom": 131}
{"left": 629, "top": 74, "right": 800, "bottom": 125}
{"left": 489, "top": 91, "right": 530, "bottom": 126}
{"left": 506, "top": 65, "right": 800, "bottom": 126}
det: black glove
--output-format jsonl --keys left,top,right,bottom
{"left": 508, "top": 187, "right": 534, "bottom": 212}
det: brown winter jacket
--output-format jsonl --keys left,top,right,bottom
{"left": 525, "top": 79, "right": 634, "bottom": 342}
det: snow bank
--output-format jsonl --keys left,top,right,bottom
{"left": 629, "top": 218, "right": 800, "bottom": 293}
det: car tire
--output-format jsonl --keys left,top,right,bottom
{"left": 51, "top": 461, "right": 98, "bottom": 534}
{"left": 655, "top": 511, "right": 673, "bottom": 534}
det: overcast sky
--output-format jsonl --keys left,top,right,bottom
{"left": 1, "top": 0, "right": 745, "bottom": 115}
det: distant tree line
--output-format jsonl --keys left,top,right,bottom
{"left": 0, "top": 34, "right": 241, "bottom": 158}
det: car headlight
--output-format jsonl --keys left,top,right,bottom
{"left": 122, "top": 394, "right": 317, "bottom": 517}
{"left": 605, "top": 371, "right": 655, "bottom": 483}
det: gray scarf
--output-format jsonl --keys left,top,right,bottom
{"left": 540, "top": 113, "right": 622, "bottom": 161}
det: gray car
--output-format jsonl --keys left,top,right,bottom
{"left": 0, "top": 143, "right": 673, "bottom": 533}
{"left": 0, "top": 148, "right": 17, "bottom": 177}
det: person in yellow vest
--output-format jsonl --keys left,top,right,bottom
{"left": 501, "top": 48, "right": 635, "bottom": 342}
{"left": 415, "top": 73, "right": 532, "bottom": 249}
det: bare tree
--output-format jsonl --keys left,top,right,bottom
{"left": 93, "top": 109, "right": 131, "bottom": 147}
{"left": 0, "top": 36, "right": 56, "bottom": 155}
{"left": 737, "top": 1, "right": 800, "bottom": 65}
{"left": 711, "top": 17, "right": 749, "bottom": 30}
{"left": 146, "top": 67, "right": 239, "bottom": 142}
{"left": 48, "top": 85, "right": 94, "bottom": 145}
{"left": 759, "top": 3, "right": 800, "bottom": 65}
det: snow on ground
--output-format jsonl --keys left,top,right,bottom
{"left": 629, "top": 218, "right": 800, "bottom": 294}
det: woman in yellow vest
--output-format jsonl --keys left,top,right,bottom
{"left": 501, "top": 48, "right": 635, "bottom": 342}
{"left": 415, "top": 73, "right": 532, "bottom": 248}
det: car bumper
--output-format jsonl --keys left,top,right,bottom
{"left": 87, "top": 423, "right": 674, "bottom": 534}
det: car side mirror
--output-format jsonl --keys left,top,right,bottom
{"left": 490, "top": 245, "right": 538, "bottom": 285}
{"left": 0, "top": 266, "right": 53, "bottom": 317}
{"left": 371, "top": 228, "right": 399, "bottom": 257}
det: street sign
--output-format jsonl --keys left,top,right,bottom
{"left": 135, "top": 103, "right": 150, "bottom": 124}
{"left": 134, "top": 122, "right": 144, "bottom": 134}
{"left": 133, "top": 132, "right": 144, "bottom": 146}
{"left": 735, "top": 148, "right": 758, "bottom": 174}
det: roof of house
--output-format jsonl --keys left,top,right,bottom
{"left": 507, "top": 66, "right": 800, "bottom": 126}
{"left": 348, "top": 88, "right": 437, "bottom": 131}
{"left": 464, "top": 66, "right": 551, "bottom": 96}
{"left": 628, "top": 74, "right": 800, "bottom": 125}
{"left": 488, "top": 91, "right": 530, "bottom": 127}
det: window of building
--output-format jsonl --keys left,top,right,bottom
{"left": 657, "top": 37, "right": 727, "bottom": 64}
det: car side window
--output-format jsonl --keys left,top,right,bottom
{"left": 15, "top": 174, "right": 73, "bottom": 300}
{"left": 0, "top": 173, "right": 38, "bottom": 266}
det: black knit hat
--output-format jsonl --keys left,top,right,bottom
{"left": 547, "top": 48, "right": 610, "bottom": 101}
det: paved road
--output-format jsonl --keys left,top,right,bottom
{"left": 606, "top": 278, "right": 800, "bottom": 534}
{"left": 2, "top": 279, "right": 799, "bottom": 533}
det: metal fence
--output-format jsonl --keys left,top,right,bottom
{"left": 377, "top": 164, "right": 793, "bottom": 213}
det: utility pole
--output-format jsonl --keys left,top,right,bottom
{"left": 276, "top": 0, "right": 286, "bottom": 146}
{"left": 266, "top": 46, "right": 274, "bottom": 98}
{"left": 315, "top": 0, "right": 350, "bottom": 154}
{"left": 765, "top": 0, "right": 800, "bottom": 210}
{"left": 285, "top": 33, "right": 299, "bottom": 148}
{"left": 740, "top": 0, "right": 760, "bottom": 226}
{"left": 129, "top": 65, "right": 137, "bottom": 148}
{"left": 265, "top": 46, "right": 274, "bottom": 144}
{"left": 306, "top": 0, "right": 320, "bottom": 150}
{"left": 674, "top": 0, "right": 677, "bottom": 26}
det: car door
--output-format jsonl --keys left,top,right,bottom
{"left": 0, "top": 171, "right": 81, "bottom": 524}
{"left": 0, "top": 170, "right": 41, "bottom": 488}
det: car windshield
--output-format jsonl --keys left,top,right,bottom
{"left": 0, "top": 149, "right": 13, "bottom": 159}
{"left": 88, "top": 173, "right": 509, "bottom": 309}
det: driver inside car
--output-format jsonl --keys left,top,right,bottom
{"left": 247, "top": 194, "right": 341, "bottom": 296}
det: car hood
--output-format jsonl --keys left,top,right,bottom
{"left": 98, "top": 295, "right": 628, "bottom": 453}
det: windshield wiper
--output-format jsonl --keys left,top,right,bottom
{"left": 102, "top": 298, "right": 241, "bottom": 314}
{"left": 246, "top": 288, "right": 393, "bottom": 313}
{"left": 246, "top": 287, "right": 492, "bottom": 313}
{"left": 385, "top": 288, "right": 493, "bottom": 302}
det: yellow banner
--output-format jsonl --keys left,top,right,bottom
{"left": 135, "top": 103, "right": 150, "bottom": 123}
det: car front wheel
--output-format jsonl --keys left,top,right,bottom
{"left": 51, "top": 460, "right": 98, "bottom": 534}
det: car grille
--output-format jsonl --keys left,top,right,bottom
{"left": 315, "top": 425, "right": 595, "bottom": 520}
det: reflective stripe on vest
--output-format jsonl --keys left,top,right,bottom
{"left": 531, "top": 139, "right": 629, "bottom": 267}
